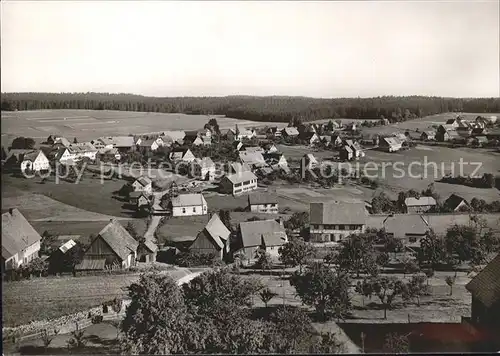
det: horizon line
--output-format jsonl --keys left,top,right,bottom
{"left": 2, "top": 91, "right": 499, "bottom": 100}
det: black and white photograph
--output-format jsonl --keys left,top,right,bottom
{"left": 1, "top": 0, "right": 499, "bottom": 354}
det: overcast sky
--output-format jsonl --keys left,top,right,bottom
{"left": 1, "top": 1, "right": 499, "bottom": 98}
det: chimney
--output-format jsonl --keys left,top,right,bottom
{"left": 9, "top": 208, "right": 13, "bottom": 215}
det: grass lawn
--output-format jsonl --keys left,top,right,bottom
{"left": 2, "top": 268, "right": 191, "bottom": 327}
{"left": 240, "top": 268, "right": 472, "bottom": 324}
{"left": 1, "top": 172, "right": 136, "bottom": 218}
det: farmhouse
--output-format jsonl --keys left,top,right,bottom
{"left": 190, "top": 157, "right": 216, "bottom": 181}
{"left": 229, "top": 162, "right": 252, "bottom": 174}
{"left": 379, "top": 137, "right": 402, "bottom": 152}
{"left": 169, "top": 193, "right": 208, "bottom": 217}
{"left": 137, "top": 240, "right": 157, "bottom": 263}
{"left": 132, "top": 176, "right": 153, "bottom": 195}
{"left": 169, "top": 148, "right": 196, "bottom": 163}
{"left": 383, "top": 215, "right": 429, "bottom": 245}
{"left": 137, "top": 139, "right": 161, "bottom": 152}
{"left": 446, "top": 118, "right": 461, "bottom": 128}
{"left": 75, "top": 219, "right": 139, "bottom": 271}
{"left": 237, "top": 219, "right": 287, "bottom": 260}
{"left": 339, "top": 145, "right": 354, "bottom": 161}
{"left": 266, "top": 127, "right": 282, "bottom": 138}
{"left": 421, "top": 131, "right": 436, "bottom": 141}
{"left": 404, "top": 196, "right": 437, "bottom": 214}
{"left": 344, "top": 139, "right": 365, "bottom": 158}
{"left": 219, "top": 171, "right": 258, "bottom": 195}
{"left": 242, "top": 146, "right": 265, "bottom": 154}
{"left": 6, "top": 149, "right": 50, "bottom": 173}
{"left": 266, "top": 144, "right": 279, "bottom": 153}
{"left": 221, "top": 128, "right": 237, "bottom": 142}
{"left": 300, "top": 132, "right": 321, "bottom": 145}
{"left": 457, "top": 126, "right": 473, "bottom": 137}
{"left": 161, "top": 131, "right": 186, "bottom": 146}
{"left": 129, "top": 191, "right": 151, "bottom": 209}
{"left": 248, "top": 194, "right": 279, "bottom": 214}
{"left": 190, "top": 213, "right": 231, "bottom": 260}
{"left": 98, "top": 136, "right": 135, "bottom": 152}
{"left": 443, "top": 194, "right": 470, "bottom": 212}
{"left": 331, "top": 134, "right": 343, "bottom": 147}
{"left": 47, "top": 135, "right": 71, "bottom": 147}
{"left": 263, "top": 152, "right": 288, "bottom": 168}
{"left": 238, "top": 151, "right": 267, "bottom": 169}
{"left": 309, "top": 201, "right": 367, "bottom": 243}
{"left": 69, "top": 142, "right": 98, "bottom": 160}
{"left": 236, "top": 127, "right": 255, "bottom": 140}
{"left": 465, "top": 253, "right": 500, "bottom": 327}
{"left": 281, "top": 127, "right": 300, "bottom": 138}
{"left": 2, "top": 208, "right": 42, "bottom": 271}
{"left": 320, "top": 135, "right": 332, "bottom": 147}
{"left": 47, "top": 239, "right": 77, "bottom": 274}
{"left": 183, "top": 130, "right": 201, "bottom": 145}
{"left": 99, "top": 147, "right": 121, "bottom": 161}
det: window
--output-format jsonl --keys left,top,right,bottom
{"left": 235, "top": 182, "right": 242, "bottom": 187}
{"left": 271, "top": 203, "right": 276, "bottom": 207}
{"left": 244, "top": 180, "right": 250, "bottom": 185}
{"left": 182, "top": 208, "right": 186, "bottom": 213}
{"left": 193, "top": 207, "right": 196, "bottom": 213}
{"left": 339, "top": 225, "right": 345, "bottom": 230}
{"left": 409, "top": 236, "right": 417, "bottom": 243}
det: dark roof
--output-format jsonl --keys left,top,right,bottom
{"left": 2, "top": 209, "right": 42, "bottom": 260}
{"left": 195, "top": 214, "right": 231, "bottom": 250}
{"left": 239, "top": 219, "right": 287, "bottom": 248}
{"left": 75, "top": 258, "right": 106, "bottom": 271}
{"left": 310, "top": 201, "right": 366, "bottom": 225}
{"left": 466, "top": 253, "right": 500, "bottom": 308}
{"left": 444, "top": 194, "right": 469, "bottom": 210}
{"left": 248, "top": 193, "right": 278, "bottom": 205}
{"left": 92, "top": 220, "right": 139, "bottom": 261}
{"left": 141, "top": 240, "right": 158, "bottom": 253}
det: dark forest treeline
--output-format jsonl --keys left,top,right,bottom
{"left": 1, "top": 92, "right": 499, "bottom": 123}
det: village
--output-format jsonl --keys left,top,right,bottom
{"left": 2, "top": 108, "right": 500, "bottom": 354}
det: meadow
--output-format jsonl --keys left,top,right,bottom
{"left": 0, "top": 109, "right": 288, "bottom": 146}
{"left": 2, "top": 268, "right": 193, "bottom": 327}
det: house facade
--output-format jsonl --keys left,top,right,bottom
{"left": 2, "top": 209, "right": 42, "bottom": 271}
{"left": 132, "top": 176, "right": 153, "bottom": 195}
{"left": 421, "top": 131, "right": 436, "bottom": 141}
{"left": 7, "top": 149, "right": 50, "bottom": 173}
{"left": 404, "top": 197, "right": 437, "bottom": 214}
{"left": 137, "top": 240, "right": 157, "bottom": 263}
{"left": 75, "top": 220, "right": 139, "bottom": 271}
{"left": 248, "top": 194, "right": 279, "bottom": 214}
{"left": 170, "top": 193, "right": 208, "bottom": 217}
{"left": 379, "top": 137, "right": 402, "bottom": 152}
{"left": 309, "top": 201, "right": 367, "bottom": 243}
{"left": 237, "top": 219, "right": 288, "bottom": 260}
{"left": 190, "top": 157, "right": 216, "bottom": 181}
{"left": 465, "top": 253, "right": 500, "bottom": 327}
{"left": 169, "top": 148, "right": 196, "bottom": 163}
{"left": 219, "top": 171, "right": 258, "bottom": 195}
{"left": 190, "top": 213, "right": 231, "bottom": 259}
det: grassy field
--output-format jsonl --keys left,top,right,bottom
{"left": 1, "top": 172, "right": 136, "bottom": 219}
{"left": 2, "top": 269, "right": 192, "bottom": 327}
{"left": 242, "top": 268, "right": 472, "bottom": 324}
{"left": 0, "top": 110, "right": 288, "bottom": 145}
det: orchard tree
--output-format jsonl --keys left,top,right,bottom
{"left": 278, "top": 238, "right": 315, "bottom": 273}
{"left": 417, "top": 230, "right": 446, "bottom": 269}
{"left": 355, "top": 278, "right": 374, "bottom": 307}
{"left": 336, "top": 233, "right": 378, "bottom": 278}
{"left": 290, "top": 263, "right": 351, "bottom": 321}
{"left": 255, "top": 248, "right": 273, "bottom": 272}
{"left": 371, "top": 276, "right": 405, "bottom": 319}
{"left": 121, "top": 274, "right": 189, "bottom": 354}
{"left": 403, "top": 274, "right": 429, "bottom": 306}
